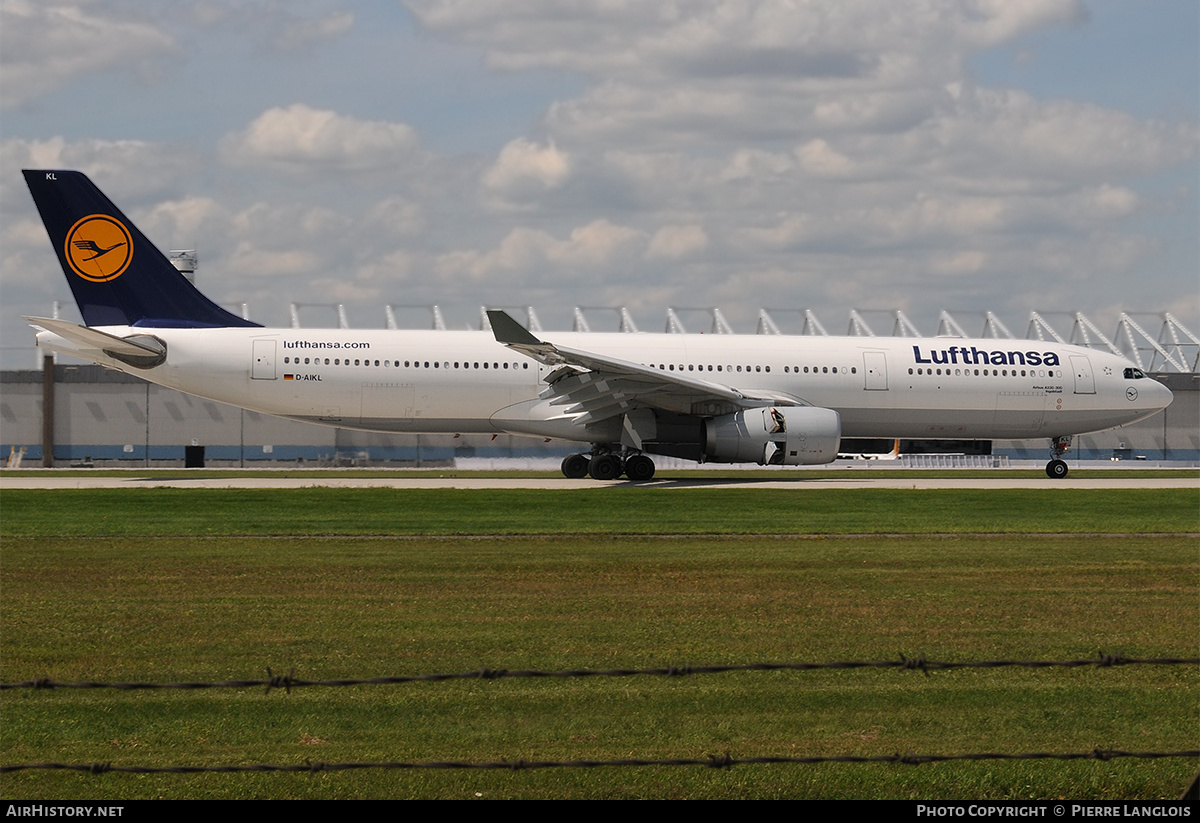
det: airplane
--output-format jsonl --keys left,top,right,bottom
{"left": 837, "top": 439, "right": 901, "bottom": 461}
{"left": 20, "top": 169, "right": 1174, "bottom": 481}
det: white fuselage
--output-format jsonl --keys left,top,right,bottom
{"left": 39, "top": 325, "right": 1173, "bottom": 448}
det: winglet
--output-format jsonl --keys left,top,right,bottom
{"left": 486, "top": 310, "right": 543, "bottom": 346}
{"left": 486, "top": 310, "right": 571, "bottom": 366}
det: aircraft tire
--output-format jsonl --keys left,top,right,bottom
{"left": 561, "top": 453, "right": 590, "bottom": 479}
{"left": 624, "top": 454, "right": 656, "bottom": 482}
{"left": 588, "top": 454, "right": 623, "bottom": 481}
{"left": 1046, "top": 459, "right": 1068, "bottom": 479}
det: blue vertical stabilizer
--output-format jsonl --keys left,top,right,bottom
{"left": 23, "top": 170, "right": 259, "bottom": 328}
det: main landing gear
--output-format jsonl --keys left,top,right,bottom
{"left": 1046, "top": 435, "right": 1072, "bottom": 479}
{"left": 560, "top": 450, "right": 656, "bottom": 482}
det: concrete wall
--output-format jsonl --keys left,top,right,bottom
{"left": 1, "top": 365, "right": 563, "bottom": 466}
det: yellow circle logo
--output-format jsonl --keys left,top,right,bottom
{"left": 65, "top": 215, "right": 133, "bottom": 282}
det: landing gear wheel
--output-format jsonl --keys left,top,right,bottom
{"left": 561, "top": 453, "right": 590, "bottom": 479}
{"left": 1046, "top": 459, "right": 1068, "bottom": 479}
{"left": 588, "top": 454, "right": 624, "bottom": 481}
{"left": 623, "top": 454, "right": 656, "bottom": 482}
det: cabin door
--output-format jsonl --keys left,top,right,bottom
{"left": 251, "top": 339, "right": 277, "bottom": 380}
{"left": 863, "top": 351, "right": 888, "bottom": 390}
{"left": 1069, "top": 355, "right": 1095, "bottom": 395}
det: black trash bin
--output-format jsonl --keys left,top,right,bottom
{"left": 185, "top": 445, "right": 205, "bottom": 468}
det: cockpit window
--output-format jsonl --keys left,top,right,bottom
{"left": 1123, "top": 368, "right": 1146, "bottom": 379}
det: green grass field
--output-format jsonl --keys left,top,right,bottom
{"left": 1, "top": 488, "right": 1196, "bottom": 799}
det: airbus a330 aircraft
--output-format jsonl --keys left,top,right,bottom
{"left": 22, "top": 170, "right": 1173, "bottom": 480}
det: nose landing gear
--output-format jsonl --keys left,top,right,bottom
{"left": 1046, "top": 435, "right": 1072, "bottom": 479}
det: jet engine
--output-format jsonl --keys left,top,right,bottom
{"left": 704, "top": 406, "right": 840, "bottom": 465}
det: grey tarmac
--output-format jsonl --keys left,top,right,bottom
{"left": 1, "top": 474, "right": 1196, "bottom": 491}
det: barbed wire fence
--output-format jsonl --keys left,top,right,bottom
{"left": 3, "top": 653, "right": 1196, "bottom": 692}
{"left": 3, "top": 653, "right": 1198, "bottom": 798}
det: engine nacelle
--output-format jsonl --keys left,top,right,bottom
{"left": 704, "top": 406, "right": 840, "bottom": 466}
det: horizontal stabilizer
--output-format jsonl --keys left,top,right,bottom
{"left": 27, "top": 316, "right": 166, "bottom": 368}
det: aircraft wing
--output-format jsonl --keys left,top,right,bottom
{"left": 487, "top": 310, "right": 802, "bottom": 424}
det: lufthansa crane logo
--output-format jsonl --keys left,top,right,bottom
{"left": 64, "top": 215, "right": 133, "bottom": 282}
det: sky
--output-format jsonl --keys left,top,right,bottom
{"left": 1, "top": 0, "right": 1197, "bottom": 368}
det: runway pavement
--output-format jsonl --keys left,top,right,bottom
{"left": 2, "top": 473, "right": 1196, "bottom": 490}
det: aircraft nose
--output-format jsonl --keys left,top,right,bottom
{"left": 1150, "top": 378, "right": 1174, "bottom": 410}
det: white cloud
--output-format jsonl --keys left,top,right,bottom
{"left": 355, "top": 249, "right": 417, "bottom": 284}
{"left": 364, "top": 197, "right": 428, "bottom": 238}
{"left": 220, "top": 104, "right": 422, "bottom": 175}
{"left": 274, "top": 11, "right": 354, "bottom": 53}
{"left": 437, "top": 219, "right": 645, "bottom": 283}
{"left": 0, "top": 0, "right": 178, "bottom": 109}
{"left": 926, "top": 88, "right": 1200, "bottom": 182}
{"left": 410, "top": 0, "right": 1085, "bottom": 77}
{"left": 553, "top": 219, "right": 644, "bottom": 266}
{"left": 227, "top": 242, "right": 319, "bottom": 278}
{"left": 960, "top": 0, "right": 1086, "bottom": 48}
{"left": 646, "top": 225, "right": 708, "bottom": 260}
{"left": 794, "top": 139, "right": 857, "bottom": 177}
{"left": 0, "top": 137, "right": 200, "bottom": 209}
{"left": 137, "top": 196, "right": 226, "bottom": 252}
{"left": 482, "top": 138, "right": 570, "bottom": 206}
